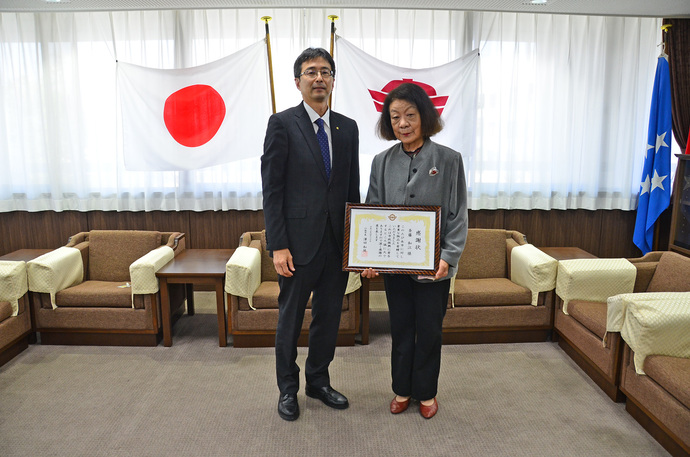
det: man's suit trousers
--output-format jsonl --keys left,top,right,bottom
{"left": 275, "top": 221, "right": 348, "bottom": 394}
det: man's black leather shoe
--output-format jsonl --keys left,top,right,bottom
{"left": 278, "top": 393, "right": 300, "bottom": 421}
{"left": 305, "top": 385, "right": 349, "bottom": 409}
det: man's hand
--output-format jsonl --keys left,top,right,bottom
{"left": 272, "top": 248, "right": 295, "bottom": 277}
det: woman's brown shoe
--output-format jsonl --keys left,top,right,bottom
{"left": 419, "top": 398, "right": 438, "bottom": 419}
{"left": 390, "top": 396, "right": 410, "bottom": 414}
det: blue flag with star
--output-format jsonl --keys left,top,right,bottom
{"left": 633, "top": 55, "right": 672, "bottom": 254}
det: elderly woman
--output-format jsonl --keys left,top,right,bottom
{"left": 361, "top": 82, "right": 468, "bottom": 419}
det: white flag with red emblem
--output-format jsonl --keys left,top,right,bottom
{"left": 333, "top": 36, "right": 479, "bottom": 159}
{"left": 117, "top": 39, "right": 271, "bottom": 171}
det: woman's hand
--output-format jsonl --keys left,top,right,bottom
{"left": 434, "top": 260, "right": 450, "bottom": 281}
{"left": 361, "top": 268, "right": 379, "bottom": 279}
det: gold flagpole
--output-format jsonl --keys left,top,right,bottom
{"left": 328, "top": 15, "right": 339, "bottom": 108}
{"left": 262, "top": 16, "right": 277, "bottom": 114}
{"left": 653, "top": 22, "right": 673, "bottom": 251}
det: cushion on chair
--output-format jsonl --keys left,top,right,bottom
{"left": 56, "top": 280, "right": 133, "bottom": 308}
{"left": 238, "top": 281, "right": 280, "bottom": 310}
{"left": 646, "top": 252, "right": 690, "bottom": 293}
{"left": 568, "top": 300, "right": 607, "bottom": 339}
{"left": 453, "top": 278, "right": 532, "bottom": 306}
{"left": 88, "top": 230, "right": 161, "bottom": 282}
{"left": 456, "top": 230, "right": 509, "bottom": 279}
{"left": 236, "top": 281, "right": 350, "bottom": 312}
{"left": 0, "top": 301, "right": 13, "bottom": 322}
{"left": 643, "top": 354, "right": 690, "bottom": 410}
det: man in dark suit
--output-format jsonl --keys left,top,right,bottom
{"left": 261, "top": 47, "right": 360, "bottom": 421}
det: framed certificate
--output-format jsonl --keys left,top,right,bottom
{"left": 343, "top": 203, "right": 441, "bottom": 275}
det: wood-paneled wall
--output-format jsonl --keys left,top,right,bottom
{"left": 0, "top": 209, "right": 646, "bottom": 258}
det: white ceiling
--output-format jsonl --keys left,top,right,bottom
{"left": 1, "top": 0, "right": 689, "bottom": 18}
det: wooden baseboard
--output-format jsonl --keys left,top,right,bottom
{"left": 231, "top": 332, "right": 356, "bottom": 348}
{"left": 441, "top": 328, "right": 551, "bottom": 345}
{"left": 625, "top": 397, "right": 690, "bottom": 457}
{"left": 0, "top": 336, "right": 30, "bottom": 367}
{"left": 39, "top": 331, "right": 161, "bottom": 347}
{"left": 556, "top": 333, "right": 625, "bottom": 402}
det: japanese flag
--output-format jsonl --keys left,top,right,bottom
{"left": 333, "top": 35, "right": 479, "bottom": 162}
{"left": 117, "top": 39, "right": 271, "bottom": 171}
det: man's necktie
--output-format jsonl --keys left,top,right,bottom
{"left": 315, "top": 118, "right": 331, "bottom": 180}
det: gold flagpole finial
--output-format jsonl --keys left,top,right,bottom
{"left": 328, "top": 15, "right": 339, "bottom": 22}
{"left": 261, "top": 16, "right": 272, "bottom": 23}
{"left": 659, "top": 24, "right": 672, "bottom": 56}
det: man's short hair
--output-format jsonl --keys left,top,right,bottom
{"left": 377, "top": 82, "right": 443, "bottom": 141}
{"left": 294, "top": 47, "right": 336, "bottom": 78}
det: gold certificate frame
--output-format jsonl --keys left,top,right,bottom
{"left": 343, "top": 203, "right": 441, "bottom": 275}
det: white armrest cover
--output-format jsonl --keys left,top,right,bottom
{"left": 555, "top": 258, "right": 636, "bottom": 315}
{"left": 612, "top": 292, "right": 690, "bottom": 374}
{"left": 225, "top": 246, "right": 261, "bottom": 310}
{"left": 0, "top": 261, "right": 28, "bottom": 316}
{"left": 27, "top": 246, "right": 83, "bottom": 309}
{"left": 129, "top": 246, "right": 174, "bottom": 304}
{"left": 344, "top": 272, "right": 362, "bottom": 295}
{"left": 510, "top": 244, "right": 557, "bottom": 306}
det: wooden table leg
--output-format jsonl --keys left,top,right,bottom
{"left": 186, "top": 284, "right": 195, "bottom": 315}
{"left": 215, "top": 278, "right": 227, "bottom": 347}
{"left": 361, "top": 278, "right": 370, "bottom": 345}
{"left": 160, "top": 277, "right": 173, "bottom": 347}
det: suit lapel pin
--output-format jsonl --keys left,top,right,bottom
{"left": 429, "top": 166, "right": 439, "bottom": 176}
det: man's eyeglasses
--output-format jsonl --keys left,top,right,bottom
{"left": 299, "top": 69, "right": 334, "bottom": 79}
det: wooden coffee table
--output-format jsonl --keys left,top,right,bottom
{"left": 156, "top": 249, "right": 235, "bottom": 347}
{"left": 538, "top": 247, "right": 597, "bottom": 261}
{"left": 0, "top": 249, "right": 52, "bottom": 262}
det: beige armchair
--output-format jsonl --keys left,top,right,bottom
{"left": 225, "top": 230, "right": 363, "bottom": 347}
{"left": 27, "top": 230, "right": 186, "bottom": 346}
{"left": 443, "top": 229, "right": 558, "bottom": 344}
{"left": 0, "top": 260, "right": 31, "bottom": 366}
{"left": 615, "top": 292, "right": 690, "bottom": 456}
{"left": 554, "top": 251, "right": 690, "bottom": 402}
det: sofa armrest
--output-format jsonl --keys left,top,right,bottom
{"left": 510, "top": 244, "right": 557, "bottom": 306}
{"left": 555, "top": 258, "right": 636, "bottom": 315}
{"left": 129, "top": 246, "right": 175, "bottom": 302}
{"left": 611, "top": 292, "right": 690, "bottom": 374}
{"left": 627, "top": 251, "right": 664, "bottom": 264}
{"left": 27, "top": 247, "right": 83, "bottom": 309}
{"left": 225, "top": 246, "right": 262, "bottom": 310}
{"left": 161, "top": 232, "right": 185, "bottom": 253}
{"left": 0, "top": 261, "right": 28, "bottom": 316}
{"left": 65, "top": 232, "right": 89, "bottom": 247}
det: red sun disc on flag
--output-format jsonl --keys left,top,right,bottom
{"left": 368, "top": 79, "right": 448, "bottom": 115}
{"left": 163, "top": 84, "right": 226, "bottom": 147}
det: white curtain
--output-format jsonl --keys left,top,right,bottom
{"left": 0, "top": 9, "right": 668, "bottom": 212}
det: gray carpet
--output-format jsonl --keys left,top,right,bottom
{"left": 0, "top": 294, "right": 669, "bottom": 456}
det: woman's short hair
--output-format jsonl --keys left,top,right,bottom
{"left": 376, "top": 82, "right": 444, "bottom": 141}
